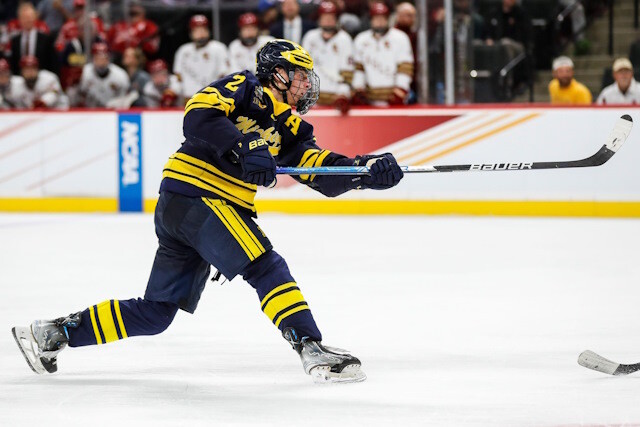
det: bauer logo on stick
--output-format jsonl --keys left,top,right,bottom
{"left": 469, "top": 163, "right": 533, "bottom": 171}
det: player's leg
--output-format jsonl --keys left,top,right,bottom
{"left": 194, "top": 198, "right": 365, "bottom": 383}
{"left": 12, "top": 191, "right": 207, "bottom": 374}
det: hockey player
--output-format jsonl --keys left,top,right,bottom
{"left": 0, "top": 58, "right": 21, "bottom": 109}
{"left": 11, "top": 55, "right": 68, "bottom": 109}
{"left": 301, "top": 1, "right": 353, "bottom": 113}
{"left": 228, "top": 12, "right": 274, "bottom": 74}
{"left": 173, "top": 14, "right": 229, "bottom": 101}
{"left": 78, "top": 42, "right": 130, "bottom": 108}
{"left": 142, "top": 59, "right": 183, "bottom": 108}
{"left": 352, "top": 2, "right": 414, "bottom": 106}
{"left": 12, "top": 39, "right": 403, "bottom": 384}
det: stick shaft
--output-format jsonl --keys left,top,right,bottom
{"left": 277, "top": 115, "right": 632, "bottom": 177}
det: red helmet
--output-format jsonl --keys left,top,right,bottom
{"left": 369, "top": 2, "right": 389, "bottom": 17}
{"left": 62, "top": 21, "right": 80, "bottom": 40}
{"left": 0, "top": 58, "right": 10, "bottom": 72}
{"left": 189, "top": 14, "right": 209, "bottom": 30}
{"left": 318, "top": 1, "right": 338, "bottom": 16}
{"left": 20, "top": 55, "right": 39, "bottom": 69}
{"left": 148, "top": 59, "right": 168, "bottom": 74}
{"left": 73, "top": 0, "right": 85, "bottom": 8}
{"left": 91, "top": 42, "right": 109, "bottom": 56}
{"left": 237, "top": 12, "right": 258, "bottom": 28}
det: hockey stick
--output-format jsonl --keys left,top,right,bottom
{"left": 578, "top": 350, "right": 640, "bottom": 375}
{"left": 277, "top": 115, "right": 633, "bottom": 176}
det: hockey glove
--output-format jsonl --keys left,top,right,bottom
{"left": 356, "top": 153, "right": 404, "bottom": 189}
{"left": 233, "top": 133, "right": 276, "bottom": 187}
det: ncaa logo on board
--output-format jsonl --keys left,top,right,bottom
{"left": 118, "top": 113, "right": 143, "bottom": 212}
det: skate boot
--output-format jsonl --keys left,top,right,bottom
{"left": 12, "top": 312, "right": 81, "bottom": 374}
{"left": 283, "top": 327, "right": 366, "bottom": 384}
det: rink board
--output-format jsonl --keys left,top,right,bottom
{"left": 0, "top": 107, "right": 638, "bottom": 216}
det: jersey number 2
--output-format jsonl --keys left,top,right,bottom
{"left": 225, "top": 75, "right": 246, "bottom": 92}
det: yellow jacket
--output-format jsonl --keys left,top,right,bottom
{"left": 548, "top": 78, "right": 592, "bottom": 104}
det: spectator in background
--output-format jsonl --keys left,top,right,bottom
{"left": 107, "top": 2, "right": 159, "bottom": 61}
{"left": 393, "top": 2, "right": 417, "bottom": 103}
{"left": 57, "top": 21, "right": 85, "bottom": 105}
{"left": 36, "top": 0, "right": 74, "bottom": 35}
{"left": 143, "top": 59, "right": 182, "bottom": 108}
{"left": 9, "top": 2, "right": 58, "bottom": 74}
{"left": 173, "top": 14, "right": 229, "bottom": 102}
{"left": 78, "top": 42, "right": 130, "bottom": 107}
{"left": 352, "top": 2, "right": 413, "bottom": 106}
{"left": 229, "top": 13, "right": 274, "bottom": 74}
{"left": 269, "top": 0, "right": 316, "bottom": 44}
{"left": 6, "top": 2, "right": 50, "bottom": 38}
{"left": 548, "top": 55, "right": 592, "bottom": 104}
{"left": 122, "top": 46, "right": 149, "bottom": 106}
{"left": 302, "top": 1, "right": 353, "bottom": 113}
{"left": 258, "top": 0, "right": 280, "bottom": 35}
{"left": 597, "top": 58, "right": 640, "bottom": 104}
{"left": 12, "top": 55, "right": 68, "bottom": 109}
{"left": 55, "top": 0, "right": 107, "bottom": 53}
{"left": 0, "top": 58, "right": 22, "bottom": 109}
{"left": 484, "top": 0, "right": 532, "bottom": 93}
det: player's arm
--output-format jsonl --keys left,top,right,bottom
{"left": 183, "top": 72, "right": 275, "bottom": 186}
{"left": 277, "top": 116, "right": 403, "bottom": 196}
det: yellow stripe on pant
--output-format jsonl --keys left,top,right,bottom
{"left": 89, "top": 300, "right": 129, "bottom": 345}
{"left": 96, "top": 300, "right": 121, "bottom": 343}
{"left": 260, "top": 282, "right": 309, "bottom": 327}
{"left": 202, "top": 197, "right": 265, "bottom": 261}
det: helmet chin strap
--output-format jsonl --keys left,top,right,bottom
{"left": 273, "top": 70, "right": 293, "bottom": 105}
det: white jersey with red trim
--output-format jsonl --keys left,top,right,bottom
{"left": 142, "top": 74, "right": 183, "bottom": 107}
{"left": 228, "top": 35, "right": 274, "bottom": 74}
{"left": 79, "top": 63, "right": 130, "bottom": 108}
{"left": 173, "top": 40, "right": 230, "bottom": 100}
{"left": 352, "top": 28, "right": 414, "bottom": 104}
{"left": 0, "top": 76, "right": 25, "bottom": 109}
{"left": 302, "top": 28, "right": 353, "bottom": 101}
{"left": 10, "top": 70, "right": 69, "bottom": 109}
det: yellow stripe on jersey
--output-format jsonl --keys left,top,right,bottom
{"left": 163, "top": 153, "right": 257, "bottom": 212}
{"left": 296, "top": 148, "right": 331, "bottom": 181}
{"left": 185, "top": 87, "right": 236, "bottom": 116}
{"left": 113, "top": 300, "right": 128, "bottom": 339}
{"left": 260, "top": 282, "right": 309, "bottom": 326}
{"left": 89, "top": 305, "right": 102, "bottom": 345}
{"left": 263, "top": 88, "right": 291, "bottom": 116}
{"left": 96, "top": 300, "right": 120, "bottom": 343}
{"left": 202, "top": 197, "right": 265, "bottom": 261}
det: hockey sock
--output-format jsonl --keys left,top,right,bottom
{"left": 67, "top": 298, "right": 178, "bottom": 347}
{"left": 242, "top": 250, "right": 322, "bottom": 341}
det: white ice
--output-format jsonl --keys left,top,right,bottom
{"left": 1, "top": 213, "right": 640, "bottom": 427}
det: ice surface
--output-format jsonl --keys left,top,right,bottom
{"left": 1, "top": 213, "right": 640, "bottom": 426}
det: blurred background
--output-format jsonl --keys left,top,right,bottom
{"left": 0, "top": 0, "right": 638, "bottom": 217}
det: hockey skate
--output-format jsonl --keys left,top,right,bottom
{"left": 283, "top": 328, "right": 366, "bottom": 384}
{"left": 12, "top": 313, "right": 80, "bottom": 374}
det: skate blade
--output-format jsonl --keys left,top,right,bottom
{"left": 11, "top": 327, "right": 47, "bottom": 375}
{"left": 310, "top": 364, "right": 367, "bottom": 384}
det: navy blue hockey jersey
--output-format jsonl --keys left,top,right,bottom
{"left": 160, "top": 70, "right": 360, "bottom": 215}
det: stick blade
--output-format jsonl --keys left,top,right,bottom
{"left": 578, "top": 350, "right": 622, "bottom": 375}
{"left": 605, "top": 114, "right": 633, "bottom": 153}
